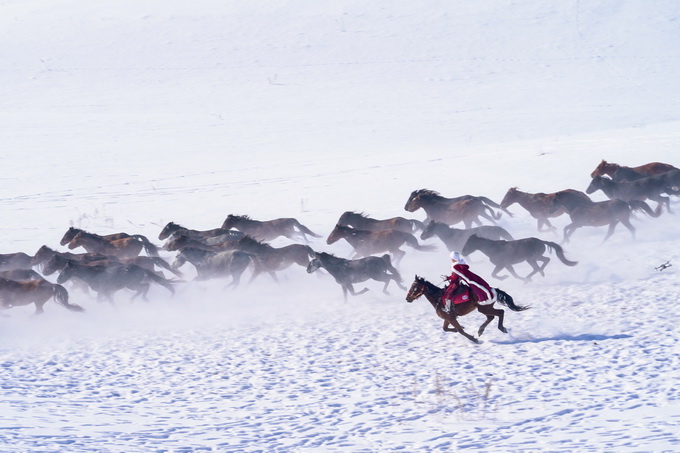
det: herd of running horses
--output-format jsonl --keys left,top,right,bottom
{"left": 1, "top": 159, "right": 678, "bottom": 342}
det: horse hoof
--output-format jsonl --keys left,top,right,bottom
{"left": 500, "top": 328, "right": 508, "bottom": 334}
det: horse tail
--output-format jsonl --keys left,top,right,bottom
{"left": 543, "top": 241, "right": 578, "bottom": 266}
{"left": 131, "top": 235, "right": 161, "bottom": 257}
{"left": 494, "top": 288, "right": 529, "bottom": 311}
{"left": 293, "top": 221, "right": 322, "bottom": 238}
{"left": 380, "top": 254, "right": 403, "bottom": 282}
{"left": 143, "top": 270, "right": 175, "bottom": 296}
{"left": 629, "top": 200, "right": 662, "bottom": 218}
{"left": 148, "top": 256, "right": 183, "bottom": 278}
{"left": 52, "top": 284, "right": 85, "bottom": 312}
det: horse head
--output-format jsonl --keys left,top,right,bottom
{"left": 306, "top": 257, "right": 323, "bottom": 274}
{"left": 405, "top": 275, "right": 426, "bottom": 302}
{"left": 326, "top": 224, "right": 349, "bottom": 245}
{"left": 159, "top": 222, "right": 181, "bottom": 240}
{"left": 590, "top": 159, "right": 611, "bottom": 178}
{"left": 585, "top": 176, "right": 607, "bottom": 195}
{"left": 461, "top": 234, "right": 480, "bottom": 256}
{"left": 500, "top": 187, "right": 519, "bottom": 209}
{"left": 60, "top": 227, "right": 82, "bottom": 246}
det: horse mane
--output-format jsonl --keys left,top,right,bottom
{"left": 317, "top": 252, "right": 347, "bottom": 264}
{"left": 238, "top": 235, "right": 273, "bottom": 250}
{"left": 229, "top": 214, "right": 251, "bottom": 221}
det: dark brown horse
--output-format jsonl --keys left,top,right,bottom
{"left": 306, "top": 252, "right": 405, "bottom": 301}
{"left": 405, "top": 275, "right": 528, "bottom": 343}
{"left": 500, "top": 187, "right": 592, "bottom": 232}
{"left": 158, "top": 221, "right": 242, "bottom": 241}
{"left": 225, "top": 236, "right": 315, "bottom": 281}
{"left": 461, "top": 234, "right": 577, "bottom": 282}
{"left": 326, "top": 224, "right": 436, "bottom": 265}
{"left": 67, "top": 231, "right": 158, "bottom": 260}
{"left": 56, "top": 259, "right": 176, "bottom": 303}
{"left": 222, "top": 214, "right": 321, "bottom": 242}
{"left": 420, "top": 220, "right": 514, "bottom": 252}
{"left": 404, "top": 189, "right": 504, "bottom": 228}
{"left": 586, "top": 175, "right": 677, "bottom": 213}
{"left": 590, "top": 160, "right": 678, "bottom": 182}
{"left": 337, "top": 211, "right": 425, "bottom": 234}
{"left": 0, "top": 277, "right": 84, "bottom": 315}
{"left": 0, "top": 252, "right": 33, "bottom": 271}
{"left": 60, "top": 227, "right": 159, "bottom": 256}
{"left": 552, "top": 194, "right": 661, "bottom": 243}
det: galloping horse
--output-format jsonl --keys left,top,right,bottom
{"left": 326, "top": 224, "right": 436, "bottom": 266}
{"left": 222, "top": 214, "right": 321, "bottom": 242}
{"left": 60, "top": 227, "right": 159, "bottom": 256}
{"left": 404, "top": 189, "right": 504, "bottom": 228}
{"left": 590, "top": 160, "right": 678, "bottom": 182}
{"left": 586, "top": 175, "right": 676, "bottom": 213}
{"left": 225, "top": 236, "right": 315, "bottom": 280}
{"left": 171, "top": 247, "right": 260, "bottom": 287}
{"left": 67, "top": 231, "right": 158, "bottom": 260}
{"left": 500, "top": 187, "right": 592, "bottom": 232}
{"left": 336, "top": 211, "right": 425, "bottom": 234}
{"left": 306, "top": 252, "right": 405, "bottom": 301}
{"left": 0, "top": 277, "right": 84, "bottom": 315}
{"left": 552, "top": 194, "right": 661, "bottom": 243}
{"left": 420, "top": 220, "right": 514, "bottom": 252}
{"left": 56, "top": 260, "right": 176, "bottom": 303}
{"left": 461, "top": 234, "right": 577, "bottom": 282}
{"left": 405, "top": 275, "right": 528, "bottom": 343}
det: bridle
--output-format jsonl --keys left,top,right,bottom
{"left": 405, "top": 278, "right": 425, "bottom": 302}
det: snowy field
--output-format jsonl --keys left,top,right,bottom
{"left": 1, "top": 1, "right": 679, "bottom": 451}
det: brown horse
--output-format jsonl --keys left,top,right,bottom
{"left": 461, "top": 234, "right": 577, "bottom": 282}
{"left": 586, "top": 174, "right": 677, "bottom": 213}
{"left": 500, "top": 187, "right": 592, "bottom": 232}
{"left": 404, "top": 189, "right": 504, "bottom": 228}
{"left": 60, "top": 227, "right": 159, "bottom": 256}
{"left": 0, "top": 252, "right": 33, "bottom": 271}
{"left": 405, "top": 275, "right": 528, "bottom": 343}
{"left": 420, "top": 220, "right": 514, "bottom": 252}
{"left": 221, "top": 214, "right": 321, "bottom": 242}
{"left": 67, "top": 231, "right": 158, "bottom": 260}
{"left": 225, "top": 236, "right": 315, "bottom": 281}
{"left": 158, "top": 222, "right": 241, "bottom": 241}
{"left": 0, "top": 277, "right": 84, "bottom": 315}
{"left": 337, "top": 211, "right": 425, "bottom": 234}
{"left": 590, "top": 160, "right": 678, "bottom": 182}
{"left": 306, "top": 252, "right": 405, "bottom": 301}
{"left": 326, "top": 224, "right": 436, "bottom": 266}
{"left": 552, "top": 194, "right": 661, "bottom": 243}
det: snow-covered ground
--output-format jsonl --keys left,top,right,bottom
{"left": 1, "top": 1, "right": 679, "bottom": 451}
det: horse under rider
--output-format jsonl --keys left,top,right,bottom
{"left": 442, "top": 251, "right": 496, "bottom": 314}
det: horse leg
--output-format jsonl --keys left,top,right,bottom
{"left": 602, "top": 221, "right": 621, "bottom": 242}
{"left": 33, "top": 301, "right": 46, "bottom": 316}
{"left": 393, "top": 249, "right": 406, "bottom": 266}
{"left": 479, "top": 304, "right": 507, "bottom": 334}
{"left": 503, "top": 265, "right": 528, "bottom": 282}
{"left": 562, "top": 224, "right": 576, "bottom": 244}
{"left": 442, "top": 319, "right": 458, "bottom": 332}
{"left": 490, "top": 265, "right": 509, "bottom": 280}
{"left": 446, "top": 314, "right": 479, "bottom": 343}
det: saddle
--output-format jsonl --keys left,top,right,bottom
{"left": 442, "top": 281, "right": 475, "bottom": 306}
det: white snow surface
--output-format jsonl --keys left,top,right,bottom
{"left": 1, "top": 0, "right": 679, "bottom": 451}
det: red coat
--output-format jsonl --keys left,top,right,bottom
{"left": 443, "top": 263, "right": 494, "bottom": 304}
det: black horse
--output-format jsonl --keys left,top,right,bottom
{"left": 405, "top": 275, "right": 528, "bottom": 343}
{"left": 461, "top": 234, "right": 577, "bottom": 282}
{"left": 306, "top": 252, "right": 405, "bottom": 301}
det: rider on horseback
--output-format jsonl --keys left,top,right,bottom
{"left": 442, "top": 251, "right": 495, "bottom": 313}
